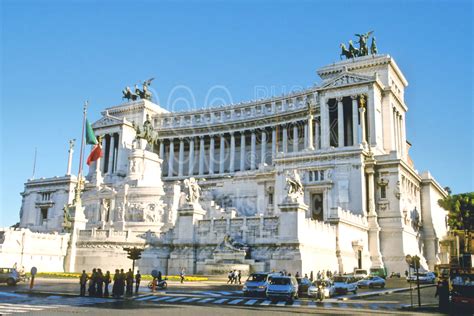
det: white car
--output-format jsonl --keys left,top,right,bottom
{"left": 353, "top": 269, "right": 368, "bottom": 280}
{"left": 332, "top": 276, "right": 358, "bottom": 294}
{"left": 406, "top": 272, "right": 436, "bottom": 284}
{"left": 307, "top": 280, "right": 335, "bottom": 298}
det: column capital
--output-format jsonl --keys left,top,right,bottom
{"left": 336, "top": 96, "right": 343, "bottom": 102}
{"left": 229, "top": 131, "right": 235, "bottom": 136}
{"left": 219, "top": 133, "right": 225, "bottom": 138}
{"left": 351, "top": 95, "right": 359, "bottom": 100}
{"left": 199, "top": 135, "right": 205, "bottom": 140}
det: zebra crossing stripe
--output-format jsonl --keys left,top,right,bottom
{"left": 136, "top": 295, "right": 156, "bottom": 301}
{"left": 197, "top": 298, "right": 215, "bottom": 303}
{"left": 369, "top": 304, "right": 379, "bottom": 310}
{"left": 213, "top": 299, "right": 228, "bottom": 304}
{"left": 0, "top": 304, "right": 45, "bottom": 311}
{"left": 352, "top": 303, "right": 364, "bottom": 309}
{"left": 260, "top": 300, "right": 272, "bottom": 306}
{"left": 182, "top": 297, "right": 201, "bottom": 303}
{"left": 292, "top": 301, "right": 301, "bottom": 307}
{"left": 218, "top": 291, "right": 233, "bottom": 295}
{"left": 323, "top": 302, "right": 333, "bottom": 308}
{"left": 201, "top": 291, "right": 221, "bottom": 297}
{"left": 338, "top": 303, "right": 348, "bottom": 308}
{"left": 307, "top": 301, "right": 316, "bottom": 307}
{"left": 151, "top": 296, "right": 173, "bottom": 301}
{"left": 166, "top": 297, "right": 187, "bottom": 302}
{"left": 228, "top": 299, "right": 244, "bottom": 305}
{"left": 276, "top": 301, "right": 286, "bottom": 306}
{"left": 244, "top": 299, "right": 258, "bottom": 305}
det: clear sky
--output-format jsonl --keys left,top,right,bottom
{"left": 1, "top": 0, "right": 473, "bottom": 227}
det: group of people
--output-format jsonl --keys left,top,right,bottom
{"left": 226, "top": 270, "right": 242, "bottom": 284}
{"left": 79, "top": 268, "right": 142, "bottom": 297}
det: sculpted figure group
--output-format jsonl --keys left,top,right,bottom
{"left": 340, "top": 31, "right": 377, "bottom": 59}
{"left": 122, "top": 78, "right": 154, "bottom": 101}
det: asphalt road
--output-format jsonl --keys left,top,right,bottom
{"left": 0, "top": 277, "right": 442, "bottom": 315}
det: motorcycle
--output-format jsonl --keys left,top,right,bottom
{"left": 316, "top": 284, "right": 325, "bottom": 301}
{"left": 147, "top": 278, "right": 168, "bottom": 290}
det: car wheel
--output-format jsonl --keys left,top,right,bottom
{"left": 353, "top": 289, "right": 357, "bottom": 294}
{"left": 6, "top": 278, "right": 16, "bottom": 286}
{"left": 368, "top": 284, "right": 373, "bottom": 289}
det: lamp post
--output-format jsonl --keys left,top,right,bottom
{"left": 405, "top": 254, "right": 421, "bottom": 307}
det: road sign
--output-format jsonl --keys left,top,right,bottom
{"left": 30, "top": 267, "right": 37, "bottom": 276}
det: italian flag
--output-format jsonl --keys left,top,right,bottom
{"left": 85, "top": 119, "right": 102, "bottom": 165}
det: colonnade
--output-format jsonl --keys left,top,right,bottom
{"left": 100, "top": 133, "right": 119, "bottom": 175}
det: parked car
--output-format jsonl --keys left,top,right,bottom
{"left": 353, "top": 269, "right": 368, "bottom": 280}
{"left": 406, "top": 272, "right": 436, "bottom": 284}
{"left": 370, "top": 267, "right": 387, "bottom": 279}
{"left": 266, "top": 276, "right": 299, "bottom": 303}
{"left": 296, "top": 277, "right": 312, "bottom": 297}
{"left": 243, "top": 273, "right": 269, "bottom": 296}
{"left": 308, "top": 280, "right": 335, "bottom": 298}
{"left": 332, "top": 276, "right": 358, "bottom": 294}
{"left": 357, "top": 276, "right": 386, "bottom": 288}
{"left": 0, "top": 268, "right": 20, "bottom": 286}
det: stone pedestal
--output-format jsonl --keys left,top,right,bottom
{"left": 278, "top": 200, "right": 309, "bottom": 242}
{"left": 64, "top": 199, "right": 88, "bottom": 272}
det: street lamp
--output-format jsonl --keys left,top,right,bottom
{"left": 405, "top": 254, "right": 422, "bottom": 307}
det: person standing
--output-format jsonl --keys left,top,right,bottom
{"left": 180, "top": 268, "right": 185, "bottom": 284}
{"left": 237, "top": 270, "right": 242, "bottom": 285}
{"left": 79, "top": 270, "right": 88, "bottom": 296}
{"left": 125, "top": 269, "right": 133, "bottom": 295}
{"left": 119, "top": 269, "right": 126, "bottom": 297}
{"left": 104, "top": 271, "right": 111, "bottom": 297}
{"left": 88, "top": 268, "right": 97, "bottom": 297}
{"left": 112, "top": 269, "right": 119, "bottom": 298}
{"left": 135, "top": 270, "right": 141, "bottom": 294}
{"left": 96, "top": 269, "right": 104, "bottom": 297}
{"left": 295, "top": 271, "right": 300, "bottom": 278}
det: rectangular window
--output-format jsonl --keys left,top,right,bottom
{"left": 311, "top": 193, "right": 324, "bottom": 221}
{"left": 268, "top": 193, "right": 273, "bottom": 205}
{"left": 40, "top": 207, "right": 48, "bottom": 224}
{"left": 381, "top": 186, "right": 387, "bottom": 199}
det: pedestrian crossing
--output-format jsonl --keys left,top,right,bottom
{"left": 133, "top": 294, "right": 402, "bottom": 311}
{"left": 0, "top": 296, "right": 117, "bottom": 315}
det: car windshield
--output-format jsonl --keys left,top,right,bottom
{"left": 269, "top": 277, "right": 290, "bottom": 285}
{"left": 355, "top": 270, "right": 367, "bottom": 274}
{"left": 247, "top": 274, "right": 267, "bottom": 282}
{"left": 415, "top": 273, "right": 428, "bottom": 277}
{"left": 333, "top": 276, "right": 348, "bottom": 283}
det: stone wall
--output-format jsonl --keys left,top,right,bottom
{"left": 0, "top": 228, "right": 70, "bottom": 272}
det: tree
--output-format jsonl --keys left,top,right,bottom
{"left": 438, "top": 192, "right": 474, "bottom": 231}
{"left": 438, "top": 192, "right": 474, "bottom": 253}
{"left": 123, "top": 247, "right": 144, "bottom": 273}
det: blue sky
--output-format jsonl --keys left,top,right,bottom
{"left": 1, "top": 0, "right": 473, "bottom": 227}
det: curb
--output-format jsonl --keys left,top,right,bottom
{"left": 337, "top": 284, "right": 436, "bottom": 300}
{"left": 14, "top": 290, "right": 141, "bottom": 300}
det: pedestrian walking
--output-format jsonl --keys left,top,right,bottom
{"left": 180, "top": 268, "right": 185, "bottom": 284}
{"left": 135, "top": 270, "right": 141, "bottom": 294}
{"left": 317, "top": 270, "right": 321, "bottom": 280}
{"left": 126, "top": 269, "right": 133, "bottom": 295}
{"left": 112, "top": 269, "right": 119, "bottom": 298}
{"left": 295, "top": 271, "right": 300, "bottom": 278}
{"left": 310, "top": 271, "right": 314, "bottom": 281}
{"left": 96, "top": 269, "right": 104, "bottom": 297}
{"left": 326, "top": 270, "right": 330, "bottom": 279}
{"left": 227, "top": 270, "right": 233, "bottom": 284}
{"left": 104, "top": 271, "right": 111, "bottom": 297}
{"left": 237, "top": 270, "right": 242, "bottom": 284}
{"left": 435, "top": 280, "right": 450, "bottom": 312}
{"left": 79, "top": 270, "right": 88, "bottom": 296}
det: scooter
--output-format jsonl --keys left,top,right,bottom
{"left": 147, "top": 278, "right": 168, "bottom": 290}
{"left": 316, "top": 284, "right": 325, "bottom": 302}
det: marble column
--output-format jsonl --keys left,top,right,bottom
{"left": 400, "top": 114, "right": 406, "bottom": 158}
{"left": 315, "top": 119, "right": 320, "bottom": 150}
{"left": 250, "top": 130, "right": 256, "bottom": 170}
{"left": 219, "top": 134, "right": 225, "bottom": 174}
{"left": 188, "top": 137, "right": 194, "bottom": 176}
{"left": 337, "top": 97, "right": 344, "bottom": 147}
{"left": 66, "top": 140, "right": 74, "bottom": 176}
{"left": 351, "top": 95, "right": 359, "bottom": 146}
{"left": 100, "top": 136, "right": 106, "bottom": 173}
{"left": 199, "top": 136, "right": 205, "bottom": 175}
{"left": 282, "top": 125, "right": 288, "bottom": 153}
{"left": 229, "top": 132, "right": 235, "bottom": 172}
{"left": 159, "top": 141, "right": 164, "bottom": 159}
{"left": 260, "top": 130, "right": 267, "bottom": 165}
{"left": 307, "top": 113, "right": 314, "bottom": 150}
{"left": 320, "top": 97, "right": 329, "bottom": 148}
{"left": 360, "top": 106, "right": 367, "bottom": 146}
{"left": 293, "top": 123, "right": 298, "bottom": 152}
{"left": 178, "top": 138, "right": 184, "bottom": 177}
{"left": 209, "top": 135, "right": 215, "bottom": 174}
{"left": 108, "top": 134, "right": 115, "bottom": 174}
{"left": 240, "top": 131, "right": 246, "bottom": 171}
{"left": 168, "top": 139, "right": 175, "bottom": 176}
{"left": 271, "top": 128, "right": 277, "bottom": 158}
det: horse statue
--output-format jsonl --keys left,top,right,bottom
{"left": 135, "top": 78, "right": 154, "bottom": 101}
{"left": 355, "top": 31, "right": 373, "bottom": 56}
{"left": 340, "top": 43, "right": 352, "bottom": 59}
{"left": 133, "top": 114, "right": 158, "bottom": 145}
{"left": 348, "top": 40, "right": 360, "bottom": 58}
{"left": 122, "top": 86, "right": 138, "bottom": 101}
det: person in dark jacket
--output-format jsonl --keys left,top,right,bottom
{"left": 96, "top": 269, "right": 104, "bottom": 297}
{"left": 119, "top": 269, "right": 126, "bottom": 297}
{"left": 126, "top": 269, "right": 134, "bottom": 296}
{"left": 103, "top": 271, "right": 111, "bottom": 297}
{"left": 135, "top": 271, "right": 141, "bottom": 294}
{"left": 79, "top": 270, "right": 88, "bottom": 296}
{"left": 112, "top": 269, "right": 120, "bottom": 298}
{"left": 88, "top": 268, "right": 97, "bottom": 297}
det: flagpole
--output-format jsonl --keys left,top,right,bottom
{"left": 78, "top": 101, "right": 88, "bottom": 180}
